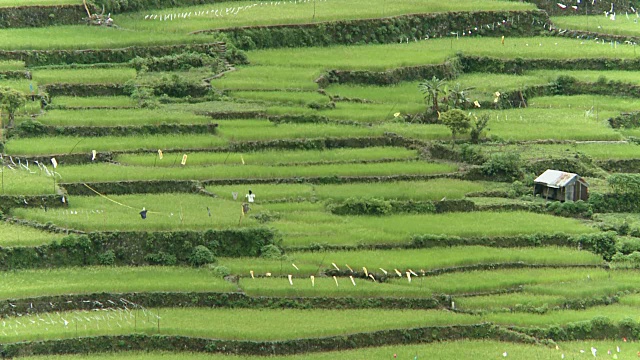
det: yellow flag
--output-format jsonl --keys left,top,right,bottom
{"left": 501, "top": 35, "right": 505, "bottom": 45}
{"left": 158, "top": 149, "right": 163, "bottom": 159}
{"left": 181, "top": 154, "right": 187, "bottom": 165}
{"left": 241, "top": 155, "right": 245, "bottom": 165}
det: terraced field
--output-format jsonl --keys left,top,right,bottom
{"left": 3, "top": 0, "right": 640, "bottom": 359}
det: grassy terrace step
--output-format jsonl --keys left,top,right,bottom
{"left": 240, "top": 267, "right": 612, "bottom": 298}
{"left": 4, "top": 121, "right": 451, "bottom": 155}
{"left": 0, "top": 167, "right": 58, "bottom": 195}
{"left": 3, "top": 305, "right": 640, "bottom": 343}
{"left": 264, "top": 204, "right": 596, "bottom": 246}
{"left": 245, "top": 37, "right": 640, "bottom": 72}
{"left": 323, "top": 70, "right": 640, "bottom": 104}
{"left": 0, "top": 0, "right": 77, "bottom": 6}
{"left": 15, "top": 341, "right": 639, "bottom": 360}
{"left": 115, "top": 147, "right": 417, "bottom": 166}
{"left": 30, "top": 67, "right": 136, "bottom": 85}
{"left": 117, "top": 0, "right": 535, "bottom": 32}
{"left": 51, "top": 96, "right": 137, "bottom": 108}
{"left": 0, "top": 27, "right": 211, "bottom": 51}
{"left": 35, "top": 161, "right": 456, "bottom": 183}
{"left": 27, "top": 109, "right": 215, "bottom": 127}
{"left": 552, "top": 15, "right": 640, "bottom": 37}
{"left": 0, "top": 221, "right": 63, "bottom": 247}
{"left": 0, "top": 248, "right": 602, "bottom": 298}
{"left": 474, "top": 142, "right": 640, "bottom": 161}
{"left": 0, "top": 308, "right": 480, "bottom": 343}
{"left": 207, "top": 179, "right": 489, "bottom": 202}
{"left": 11, "top": 196, "right": 593, "bottom": 238}
{"left": 221, "top": 247, "right": 603, "bottom": 276}
{"left": 0, "top": 267, "right": 236, "bottom": 300}
{"left": 0, "top": 60, "right": 23, "bottom": 70}
{"left": 264, "top": 104, "right": 622, "bottom": 141}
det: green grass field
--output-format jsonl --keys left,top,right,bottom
{"left": 4, "top": 0, "right": 640, "bottom": 356}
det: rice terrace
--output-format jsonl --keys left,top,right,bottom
{"left": 6, "top": 0, "right": 640, "bottom": 358}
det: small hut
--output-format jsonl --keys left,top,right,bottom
{"left": 533, "top": 169, "right": 589, "bottom": 202}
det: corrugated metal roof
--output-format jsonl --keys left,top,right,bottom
{"left": 534, "top": 169, "right": 582, "bottom": 188}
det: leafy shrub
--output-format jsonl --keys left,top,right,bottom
{"left": 189, "top": 245, "right": 215, "bottom": 267}
{"left": 617, "top": 237, "right": 640, "bottom": 254}
{"left": 575, "top": 231, "right": 617, "bottom": 261}
{"left": 144, "top": 251, "right": 177, "bottom": 266}
{"left": 130, "top": 86, "right": 159, "bottom": 109}
{"left": 11, "top": 119, "right": 48, "bottom": 138}
{"left": 545, "top": 200, "right": 593, "bottom": 218}
{"left": 481, "top": 152, "right": 523, "bottom": 181}
{"left": 151, "top": 74, "right": 202, "bottom": 98}
{"left": 260, "top": 244, "right": 283, "bottom": 259}
{"left": 210, "top": 265, "right": 231, "bottom": 277}
{"left": 589, "top": 192, "right": 640, "bottom": 213}
{"left": 608, "top": 174, "right": 640, "bottom": 195}
{"left": 97, "top": 250, "right": 115, "bottom": 266}
{"left": 328, "top": 197, "right": 392, "bottom": 216}
{"left": 251, "top": 211, "right": 281, "bottom": 223}
{"left": 130, "top": 52, "right": 219, "bottom": 72}
{"left": 469, "top": 113, "right": 490, "bottom": 143}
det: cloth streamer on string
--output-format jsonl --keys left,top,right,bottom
{"left": 82, "top": 183, "right": 164, "bottom": 215}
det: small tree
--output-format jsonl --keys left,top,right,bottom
{"left": 446, "top": 83, "right": 473, "bottom": 110}
{"left": 439, "top": 109, "right": 471, "bottom": 146}
{"left": 0, "top": 87, "right": 26, "bottom": 127}
{"left": 469, "top": 113, "right": 490, "bottom": 143}
{"left": 418, "top": 76, "right": 447, "bottom": 112}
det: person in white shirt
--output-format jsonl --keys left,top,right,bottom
{"left": 245, "top": 190, "right": 255, "bottom": 203}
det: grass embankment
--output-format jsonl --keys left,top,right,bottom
{"left": 476, "top": 142, "right": 640, "bottom": 161}
{"left": 220, "top": 246, "right": 603, "bottom": 277}
{"left": 552, "top": 15, "right": 640, "bottom": 36}
{"left": 40, "top": 161, "right": 456, "bottom": 183}
{"left": 0, "top": 166, "right": 59, "bottom": 195}
{"left": 52, "top": 96, "right": 137, "bottom": 108}
{"left": 0, "top": 0, "right": 76, "bottom": 5}
{"left": 31, "top": 67, "right": 137, "bottom": 85}
{"left": 208, "top": 179, "right": 487, "bottom": 202}
{"left": 12, "top": 196, "right": 593, "bottom": 238}
{"left": 32, "top": 109, "right": 214, "bottom": 126}
{"left": 0, "top": 267, "right": 236, "bottom": 299}
{"left": 0, "top": 26, "right": 209, "bottom": 51}
{"left": 116, "top": 147, "right": 418, "bottom": 166}
{"left": 0, "top": 308, "right": 479, "bottom": 343}
{"left": 242, "top": 267, "right": 612, "bottom": 298}
{"left": 117, "top": 0, "right": 534, "bottom": 32}
{"left": 266, "top": 204, "right": 596, "bottom": 246}
{"left": 16, "top": 341, "right": 633, "bottom": 360}
{"left": 0, "top": 221, "right": 63, "bottom": 247}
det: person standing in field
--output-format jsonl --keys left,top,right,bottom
{"left": 245, "top": 190, "right": 255, "bottom": 203}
